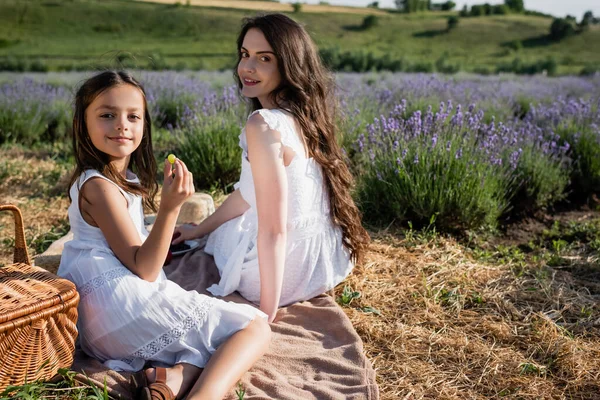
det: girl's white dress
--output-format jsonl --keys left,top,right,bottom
{"left": 57, "top": 170, "right": 265, "bottom": 372}
{"left": 204, "top": 108, "right": 353, "bottom": 307}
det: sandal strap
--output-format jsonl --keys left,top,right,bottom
{"left": 149, "top": 382, "right": 175, "bottom": 400}
{"left": 155, "top": 367, "right": 168, "bottom": 384}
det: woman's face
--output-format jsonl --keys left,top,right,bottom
{"left": 237, "top": 28, "right": 282, "bottom": 109}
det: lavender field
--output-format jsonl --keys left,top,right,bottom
{"left": 2, "top": 71, "right": 599, "bottom": 231}
{"left": 2, "top": 72, "right": 600, "bottom": 399}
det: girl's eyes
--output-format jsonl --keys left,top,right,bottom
{"left": 99, "top": 113, "right": 141, "bottom": 120}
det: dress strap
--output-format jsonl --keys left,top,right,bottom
{"left": 247, "top": 109, "right": 307, "bottom": 158}
{"left": 72, "top": 169, "right": 135, "bottom": 208}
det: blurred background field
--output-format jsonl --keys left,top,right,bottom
{"left": 1, "top": 0, "right": 599, "bottom": 74}
{"left": 1, "top": 0, "right": 600, "bottom": 399}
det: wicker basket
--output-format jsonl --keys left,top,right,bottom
{"left": 0, "top": 205, "right": 79, "bottom": 392}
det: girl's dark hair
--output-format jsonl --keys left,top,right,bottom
{"left": 234, "top": 13, "right": 370, "bottom": 263}
{"left": 69, "top": 70, "right": 158, "bottom": 212}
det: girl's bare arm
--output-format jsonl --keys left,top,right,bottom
{"left": 80, "top": 160, "right": 194, "bottom": 282}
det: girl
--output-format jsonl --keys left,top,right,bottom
{"left": 57, "top": 71, "right": 270, "bottom": 400}
{"left": 173, "top": 14, "right": 370, "bottom": 322}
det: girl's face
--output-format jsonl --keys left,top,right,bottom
{"left": 238, "top": 28, "right": 282, "bottom": 109}
{"left": 85, "top": 84, "right": 145, "bottom": 165}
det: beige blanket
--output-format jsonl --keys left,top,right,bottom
{"left": 70, "top": 249, "right": 379, "bottom": 399}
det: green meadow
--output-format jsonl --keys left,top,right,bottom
{"left": 1, "top": 0, "right": 599, "bottom": 74}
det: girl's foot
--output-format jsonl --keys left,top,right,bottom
{"left": 144, "top": 365, "right": 182, "bottom": 399}
{"left": 145, "top": 364, "right": 201, "bottom": 400}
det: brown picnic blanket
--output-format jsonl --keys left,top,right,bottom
{"left": 69, "top": 249, "right": 379, "bottom": 400}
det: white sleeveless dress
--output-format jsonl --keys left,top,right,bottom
{"left": 204, "top": 108, "right": 353, "bottom": 307}
{"left": 57, "top": 169, "right": 265, "bottom": 372}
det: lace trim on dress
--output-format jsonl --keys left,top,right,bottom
{"left": 124, "top": 299, "right": 215, "bottom": 361}
{"left": 78, "top": 267, "right": 131, "bottom": 299}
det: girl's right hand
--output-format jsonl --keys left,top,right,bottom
{"left": 171, "top": 224, "right": 200, "bottom": 244}
{"left": 160, "top": 158, "right": 194, "bottom": 212}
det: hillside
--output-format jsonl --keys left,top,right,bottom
{"left": 136, "top": 0, "right": 388, "bottom": 15}
{"left": 0, "top": 0, "right": 598, "bottom": 73}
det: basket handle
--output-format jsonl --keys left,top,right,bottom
{"left": 0, "top": 204, "right": 31, "bottom": 265}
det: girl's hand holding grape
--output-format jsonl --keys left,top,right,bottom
{"left": 160, "top": 155, "right": 194, "bottom": 213}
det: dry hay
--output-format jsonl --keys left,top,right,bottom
{"left": 0, "top": 150, "right": 71, "bottom": 198}
{"left": 0, "top": 149, "right": 71, "bottom": 266}
{"left": 338, "top": 231, "right": 600, "bottom": 399}
{"left": 136, "top": 0, "right": 387, "bottom": 15}
{"left": 0, "top": 196, "right": 70, "bottom": 267}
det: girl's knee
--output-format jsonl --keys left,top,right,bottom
{"left": 247, "top": 316, "right": 271, "bottom": 344}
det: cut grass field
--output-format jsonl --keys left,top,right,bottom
{"left": 1, "top": 148, "right": 599, "bottom": 399}
{"left": 1, "top": 0, "right": 599, "bottom": 73}
{"left": 136, "top": 0, "right": 388, "bottom": 15}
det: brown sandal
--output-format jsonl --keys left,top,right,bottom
{"left": 130, "top": 369, "right": 148, "bottom": 399}
{"left": 140, "top": 367, "right": 175, "bottom": 400}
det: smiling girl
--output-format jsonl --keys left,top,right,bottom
{"left": 173, "top": 13, "right": 370, "bottom": 322}
{"left": 57, "top": 71, "right": 270, "bottom": 400}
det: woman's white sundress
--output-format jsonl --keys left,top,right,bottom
{"left": 57, "top": 169, "right": 265, "bottom": 372}
{"left": 204, "top": 108, "right": 353, "bottom": 307}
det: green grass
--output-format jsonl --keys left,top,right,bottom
{"left": 1, "top": 0, "right": 599, "bottom": 73}
{"left": 0, "top": 368, "right": 110, "bottom": 400}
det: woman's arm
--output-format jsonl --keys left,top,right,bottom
{"left": 172, "top": 189, "right": 250, "bottom": 243}
{"left": 245, "top": 113, "right": 288, "bottom": 322}
{"left": 80, "top": 159, "right": 194, "bottom": 282}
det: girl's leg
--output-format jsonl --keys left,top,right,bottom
{"left": 187, "top": 317, "right": 271, "bottom": 400}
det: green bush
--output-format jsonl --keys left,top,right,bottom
{"left": 356, "top": 141, "right": 509, "bottom": 230}
{"left": 292, "top": 2, "right": 302, "bottom": 13}
{"left": 506, "top": 144, "right": 569, "bottom": 216}
{"left": 473, "top": 66, "right": 492, "bottom": 75}
{"left": 549, "top": 18, "right": 576, "bottom": 41}
{"left": 580, "top": 65, "right": 599, "bottom": 76}
{"left": 557, "top": 128, "right": 600, "bottom": 201}
{"left": 173, "top": 117, "right": 243, "bottom": 192}
{"left": 508, "top": 40, "right": 523, "bottom": 51}
{"left": 504, "top": 0, "right": 524, "bottom": 12}
{"left": 0, "top": 81, "right": 72, "bottom": 146}
{"left": 320, "top": 48, "right": 408, "bottom": 72}
{"left": 441, "top": 1, "right": 456, "bottom": 11}
{"left": 470, "top": 5, "right": 485, "bottom": 16}
{"left": 435, "top": 54, "right": 460, "bottom": 73}
{"left": 496, "top": 57, "right": 558, "bottom": 76}
{"left": 492, "top": 4, "right": 509, "bottom": 14}
{"left": 447, "top": 16, "right": 459, "bottom": 31}
{"left": 0, "top": 56, "right": 28, "bottom": 72}
{"left": 411, "top": 61, "right": 435, "bottom": 73}
{"left": 354, "top": 105, "right": 511, "bottom": 230}
{"left": 526, "top": 99, "right": 600, "bottom": 202}
{"left": 361, "top": 15, "right": 379, "bottom": 30}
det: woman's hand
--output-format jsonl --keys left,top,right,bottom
{"left": 160, "top": 158, "right": 194, "bottom": 213}
{"left": 172, "top": 223, "right": 200, "bottom": 244}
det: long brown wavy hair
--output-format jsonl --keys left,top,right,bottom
{"left": 69, "top": 71, "right": 158, "bottom": 212}
{"left": 234, "top": 14, "right": 370, "bottom": 263}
